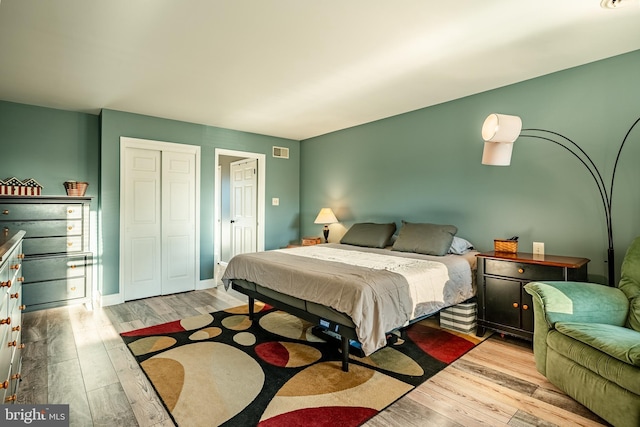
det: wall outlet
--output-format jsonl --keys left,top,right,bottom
{"left": 272, "top": 197, "right": 279, "bottom": 206}
{"left": 533, "top": 242, "right": 544, "bottom": 256}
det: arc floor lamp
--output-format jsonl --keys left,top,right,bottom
{"left": 481, "top": 113, "right": 640, "bottom": 286}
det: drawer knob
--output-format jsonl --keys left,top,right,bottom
{"left": 512, "top": 302, "right": 519, "bottom": 308}
{"left": 10, "top": 292, "right": 18, "bottom": 299}
{"left": 10, "top": 263, "right": 20, "bottom": 270}
{"left": 8, "top": 340, "right": 17, "bottom": 347}
{"left": 19, "top": 305, "right": 26, "bottom": 311}
{"left": 68, "top": 209, "right": 74, "bottom": 214}
{"left": 11, "top": 373, "right": 21, "bottom": 380}
{"left": 17, "top": 253, "right": 25, "bottom": 259}
{"left": 0, "top": 280, "right": 10, "bottom": 288}
{"left": 0, "top": 381, "right": 8, "bottom": 389}
{"left": 67, "top": 242, "right": 73, "bottom": 247}
{"left": 5, "top": 394, "right": 17, "bottom": 403}
{"left": 68, "top": 226, "right": 74, "bottom": 230}
{"left": 12, "top": 325, "right": 20, "bottom": 332}
{"left": 517, "top": 268, "right": 524, "bottom": 274}
{"left": 17, "top": 277, "right": 24, "bottom": 282}
{"left": 0, "top": 317, "right": 10, "bottom": 325}
{"left": 70, "top": 287, "right": 77, "bottom": 291}
{"left": 70, "top": 264, "right": 76, "bottom": 269}
{"left": 523, "top": 304, "right": 529, "bottom": 310}
{"left": 2, "top": 209, "right": 8, "bottom": 215}
{"left": 18, "top": 343, "right": 25, "bottom": 350}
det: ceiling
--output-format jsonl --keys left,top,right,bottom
{"left": 1, "top": 1, "right": 640, "bottom": 141}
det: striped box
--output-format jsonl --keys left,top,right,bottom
{"left": 439, "top": 302, "right": 477, "bottom": 334}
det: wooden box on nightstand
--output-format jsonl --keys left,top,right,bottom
{"left": 301, "top": 237, "right": 322, "bottom": 246}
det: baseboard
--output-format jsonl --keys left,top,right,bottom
{"left": 198, "top": 278, "right": 217, "bottom": 290}
{"left": 101, "top": 291, "right": 125, "bottom": 307}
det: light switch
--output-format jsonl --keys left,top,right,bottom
{"left": 272, "top": 198, "right": 279, "bottom": 206}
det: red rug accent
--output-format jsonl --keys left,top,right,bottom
{"left": 121, "top": 320, "right": 186, "bottom": 337}
{"left": 406, "top": 323, "right": 476, "bottom": 364}
{"left": 258, "top": 406, "right": 377, "bottom": 427}
{"left": 255, "top": 342, "right": 290, "bottom": 367}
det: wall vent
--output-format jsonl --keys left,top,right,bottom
{"left": 272, "top": 146, "right": 289, "bottom": 159}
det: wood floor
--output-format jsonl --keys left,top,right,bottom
{"left": 16, "top": 287, "right": 609, "bottom": 427}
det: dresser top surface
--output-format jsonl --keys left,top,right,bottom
{"left": 477, "top": 251, "right": 590, "bottom": 269}
{"left": 0, "top": 195, "right": 92, "bottom": 203}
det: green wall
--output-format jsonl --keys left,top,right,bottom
{"left": 0, "top": 101, "right": 100, "bottom": 198}
{"left": 100, "top": 109, "right": 299, "bottom": 296}
{"left": 300, "top": 49, "right": 640, "bottom": 284}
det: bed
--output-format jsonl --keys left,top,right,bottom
{"left": 222, "top": 221, "right": 477, "bottom": 371}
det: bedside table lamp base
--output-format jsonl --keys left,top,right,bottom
{"left": 323, "top": 226, "right": 330, "bottom": 243}
{"left": 314, "top": 208, "right": 338, "bottom": 244}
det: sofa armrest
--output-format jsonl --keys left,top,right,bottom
{"left": 523, "top": 281, "right": 629, "bottom": 376}
{"left": 524, "top": 281, "right": 629, "bottom": 326}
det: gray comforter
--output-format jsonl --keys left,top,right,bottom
{"left": 222, "top": 243, "right": 475, "bottom": 355}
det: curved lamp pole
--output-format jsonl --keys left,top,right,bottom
{"left": 481, "top": 113, "right": 640, "bottom": 286}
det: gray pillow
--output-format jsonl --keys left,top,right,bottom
{"left": 340, "top": 222, "right": 397, "bottom": 248}
{"left": 392, "top": 221, "right": 458, "bottom": 256}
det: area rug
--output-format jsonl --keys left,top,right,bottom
{"left": 120, "top": 302, "right": 485, "bottom": 427}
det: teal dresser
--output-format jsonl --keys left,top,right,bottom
{"left": 0, "top": 229, "right": 25, "bottom": 403}
{"left": 0, "top": 196, "right": 92, "bottom": 311}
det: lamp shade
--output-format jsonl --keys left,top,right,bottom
{"left": 482, "top": 113, "right": 522, "bottom": 143}
{"left": 482, "top": 141, "right": 514, "bottom": 166}
{"left": 314, "top": 208, "right": 338, "bottom": 224}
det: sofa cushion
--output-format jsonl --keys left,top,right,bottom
{"left": 547, "top": 329, "right": 640, "bottom": 396}
{"left": 555, "top": 322, "right": 640, "bottom": 367}
{"left": 619, "top": 236, "right": 640, "bottom": 332}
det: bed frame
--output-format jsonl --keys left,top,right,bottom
{"left": 232, "top": 280, "right": 358, "bottom": 371}
{"left": 231, "top": 279, "right": 463, "bottom": 372}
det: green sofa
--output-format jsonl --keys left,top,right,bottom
{"left": 524, "top": 237, "right": 640, "bottom": 427}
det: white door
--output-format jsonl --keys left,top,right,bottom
{"left": 230, "top": 158, "right": 257, "bottom": 257}
{"left": 121, "top": 137, "right": 200, "bottom": 301}
{"left": 123, "top": 147, "right": 162, "bottom": 300}
{"left": 162, "top": 151, "right": 197, "bottom": 294}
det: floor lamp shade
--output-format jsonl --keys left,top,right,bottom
{"left": 482, "top": 113, "right": 522, "bottom": 143}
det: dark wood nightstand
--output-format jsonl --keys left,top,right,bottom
{"left": 475, "top": 251, "right": 590, "bottom": 340}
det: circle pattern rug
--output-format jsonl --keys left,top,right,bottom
{"left": 121, "top": 303, "right": 484, "bottom": 427}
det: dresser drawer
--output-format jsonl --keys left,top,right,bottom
{"left": 23, "top": 255, "right": 88, "bottom": 283}
{"left": 1, "top": 220, "right": 82, "bottom": 238}
{"left": 0, "top": 292, "right": 9, "bottom": 332}
{"left": 0, "top": 203, "right": 83, "bottom": 220}
{"left": 22, "top": 277, "right": 86, "bottom": 306}
{"left": 8, "top": 343, "right": 22, "bottom": 397}
{"left": 22, "top": 236, "right": 84, "bottom": 256}
{"left": 484, "top": 259, "right": 565, "bottom": 281}
{"left": 0, "top": 338, "right": 11, "bottom": 396}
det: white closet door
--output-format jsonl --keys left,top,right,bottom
{"left": 123, "top": 147, "right": 162, "bottom": 301}
{"left": 162, "top": 150, "right": 197, "bottom": 294}
{"left": 121, "top": 137, "right": 200, "bottom": 302}
{"left": 230, "top": 158, "right": 257, "bottom": 257}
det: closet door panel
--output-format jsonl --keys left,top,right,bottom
{"left": 123, "top": 147, "right": 162, "bottom": 301}
{"left": 161, "top": 151, "right": 196, "bottom": 295}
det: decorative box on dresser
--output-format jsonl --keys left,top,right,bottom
{"left": 476, "top": 251, "right": 589, "bottom": 340}
{"left": 0, "top": 196, "right": 93, "bottom": 312}
{"left": 0, "top": 229, "right": 25, "bottom": 404}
